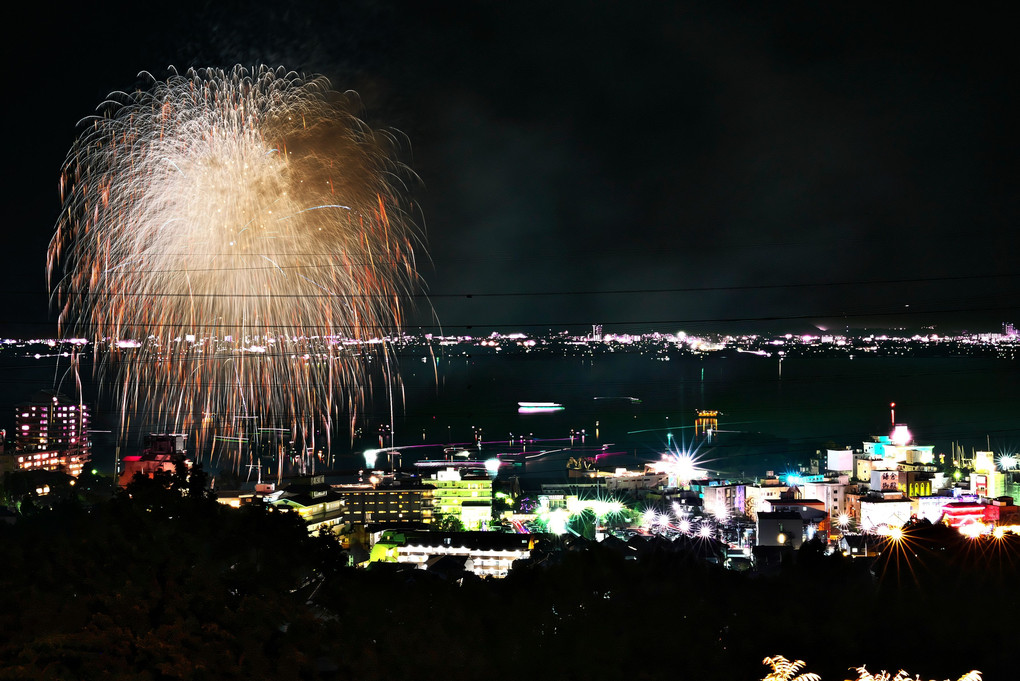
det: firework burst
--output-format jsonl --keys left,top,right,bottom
{"left": 48, "top": 66, "right": 422, "bottom": 459}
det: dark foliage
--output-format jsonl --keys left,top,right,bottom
{"left": 1, "top": 486, "right": 1012, "bottom": 680}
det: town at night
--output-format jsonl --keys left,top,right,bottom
{"left": 1, "top": 2, "right": 1017, "bottom": 679}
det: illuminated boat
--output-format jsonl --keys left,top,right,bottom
{"left": 517, "top": 401, "right": 564, "bottom": 413}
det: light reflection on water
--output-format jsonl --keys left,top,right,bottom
{"left": 353, "top": 353, "right": 1019, "bottom": 478}
{"left": 3, "top": 348, "right": 1016, "bottom": 478}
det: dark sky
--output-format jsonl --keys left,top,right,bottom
{"left": 4, "top": 0, "right": 1018, "bottom": 337}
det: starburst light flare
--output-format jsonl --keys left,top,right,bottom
{"left": 48, "top": 66, "right": 422, "bottom": 457}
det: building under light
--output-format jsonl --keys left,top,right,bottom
{"left": 369, "top": 529, "right": 533, "bottom": 578}
{"left": 700, "top": 481, "right": 747, "bottom": 520}
{"left": 273, "top": 487, "right": 346, "bottom": 534}
{"left": 13, "top": 390, "right": 91, "bottom": 477}
{"left": 861, "top": 428, "right": 935, "bottom": 466}
{"left": 916, "top": 495, "right": 957, "bottom": 523}
{"left": 119, "top": 434, "right": 187, "bottom": 486}
{"left": 803, "top": 476, "right": 853, "bottom": 521}
{"left": 970, "top": 451, "right": 1007, "bottom": 498}
{"left": 859, "top": 492, "right": 913, "bottom": 531}
{"left": 744, "top": 478, "right": 791, "bottom": 521}
{"left": 605, "top": 468, "right": 668, "bottom": 496}
{"left": 940, "top": 501, "right": 988, "bottom": 529}
{"left": 332, "top": 476, "right": 434, "bottom": 527}
{"left": 430, "top": 467, "right": 493, "bottom": 530}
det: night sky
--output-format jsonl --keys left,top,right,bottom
{"left": 5, "top": 1, "right": 1018, "bottom": 337}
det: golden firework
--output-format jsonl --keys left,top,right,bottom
{"left": 49, "top": 66, "right": 422, "bottom": 459}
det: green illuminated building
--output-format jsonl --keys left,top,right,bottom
{"left": 430, "top": 467, "right": 493, "bottom": 530}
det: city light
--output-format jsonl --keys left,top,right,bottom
{"left": 543, "top": 508, "right": 570, "bottom": 536}
{"left": 646, "top": 450, "right": 706, "bottom": 487}
{"left": 890, "top": 424, "right": 912, "bottom": 446}
{"left": 959, "top": 523, "right": 985, "bottom": 539}
{"left": 363, "top": 449, "right": 380, "bottom": 468}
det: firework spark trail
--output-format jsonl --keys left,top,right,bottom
{"left": 48, "top": 65, "right": 422, "bottom": 460}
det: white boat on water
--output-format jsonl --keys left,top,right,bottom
{"left": 517, "top": 401, "right": 564, "bottom": 413}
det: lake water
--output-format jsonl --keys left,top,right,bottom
{"left": 365, "top": 351, "right": 1019, "bottom": 478}
{"left": 2, "top": 346, "right": 1016, "bottom": 479}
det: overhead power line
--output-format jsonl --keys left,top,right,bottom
{"left": 10, "top": 271, "right": 1018, "bottom": 299}
{"left": 3, "top": 302, "right": 1015, "bottom": 330}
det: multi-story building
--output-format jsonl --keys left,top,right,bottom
{"left": 370, "top": 530, "right": 534, "bottom": 578}
{"left": 13, "top": 390, "right": 91, "bottom": 477}
{"left": 970, "top": 451, "right": 1007, "bottom": 499}
{"left": 859, "top": 491, "right": 913, "bottom": 531}
{"left": 897, "top": 468, "right": 933, "bottom": 499}
{"left": 861, "top": 428, "right": 934, "bottom": 466}
{"left": 333, "top": 477, "right": 434, "bottom": 527}
{"left": 119, "top": 434, "right": 186, "bottom": 486}
{"left": 804, "top": 476, "right": 853, "bottom": 520}
{"left": 430, "top": 467, "right": 493, "bottom": 530}
{"left": 12, "top": 450, "right": 87, "bottom": 477}
{"left": 700, "top": 482, "right": 746, "bottom": 521}
{"left": 16, "top": 390, "right": 90, "bottom": 453}
{"left": 916, "top": 495, "right": 956, "bottom": 523}
{"left": 745, "top": 478, "right": 790, "bottom": 520}
{"left": 273, "top": 487, "right": 346, "bottom": 534}
{"left": 870, "top": 469, "right": 901, "bottom": 493}
{"left": 605, "top": 468, "right": 668, "bottom": 495}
